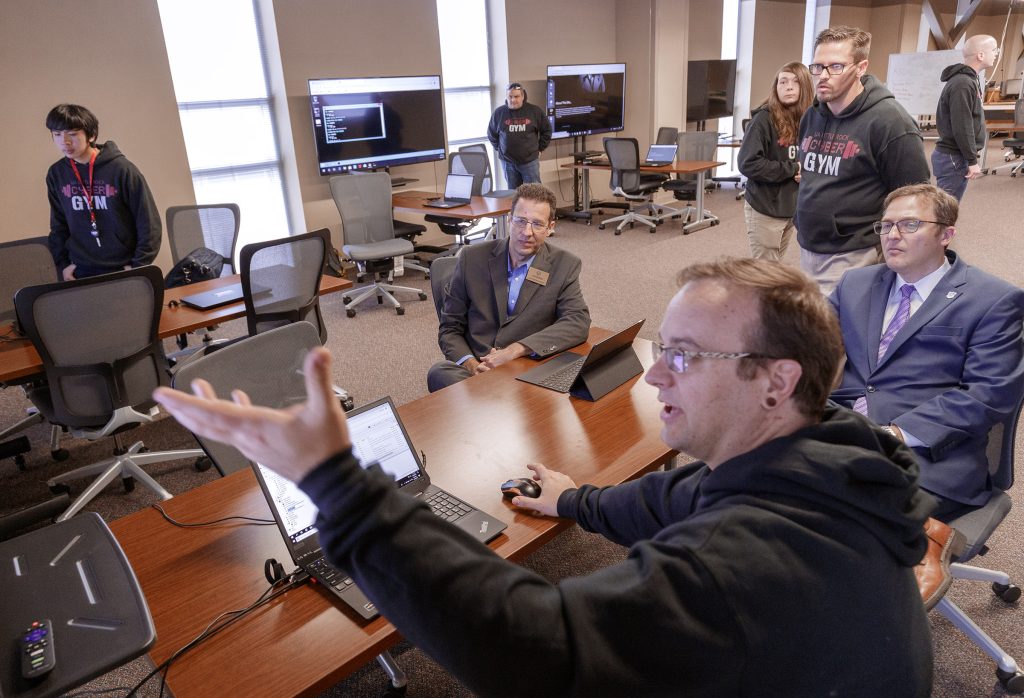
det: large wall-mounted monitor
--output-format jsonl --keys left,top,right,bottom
{"left": 546, "top": 63, "right": 627, "bottom": 139}
{"left": 686, "top": 59, "right": 737, "bottom": 122}
{"left": 308, "top": 75, "right": 447, "bottom": 175}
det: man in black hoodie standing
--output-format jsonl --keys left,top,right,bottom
{"left": 155, "top": 258, "right": 934, "bottom": 696}
{"left": 796, "top": 26, "right": 930, "bottom": 294}
{"left": 45, "top": 104, "right": 161, "bottom": 280}
{"left": 487, "top": 82, "right": 551, "bottom": 189}
{"left": 933, "top": 35, "right": 999, "bottom": 201}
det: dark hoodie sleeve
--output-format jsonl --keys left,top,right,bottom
{"left": 737, "top": 111, "right": 799, "bottom": 184}
{"left": 536, "top": 103, "right": 552, "bottom": 152}
{"left": 487, "top": 106, "right": 502, "bottom": 153}
{"left": 46, "top": 167, "right": 72, "bottom": 270}
{"left": 120, "top": 162, "right": 162, "bottom": 267}
{"left": 946, "top": 77, "right": 982, "bottom": 165}
{"left": 876, "top": 130, "right": 930, "bottom": 193}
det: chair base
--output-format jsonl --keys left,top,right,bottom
{"left": 343, "top": 281, "right": 427, "bottom": 318}
{"left": 48, "top": 440, "right": 205, "bottom": 522}
{"left": 376, "top": 650, "right": 408, "bottom": 689}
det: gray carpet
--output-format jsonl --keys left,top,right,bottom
{"left": 2, "top": 139, "right": 1022, "bottom": 696}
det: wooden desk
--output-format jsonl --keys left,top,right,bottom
{"left": 392, "top": 190, "right": 514, "bottom": 239}
{"left": 561, "top": 159, "right": 725, "bottom": 233}
{"left": 0, "top": 274, "right": 352, "bottom": 384}
{"left": 108, "top": 328, "right": 674, "bottom": 697}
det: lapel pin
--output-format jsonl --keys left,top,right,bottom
{"left": 946, "top": 292, "right": 957, "bottom": 300}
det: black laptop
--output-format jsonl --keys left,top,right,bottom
{"left": 516, "top": 320, "right": 646, "bottom": 401}
{"left": 252, "top": 396, "right": 507, "bottom": 620}
{"left": 423, "top": 173, "right": 475, "bottom": 209}
{"left": 642, "top": 144, "right": 678, "bottom": 166}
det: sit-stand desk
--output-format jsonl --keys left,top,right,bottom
{"left": 108, "top": 328, "right": 675, "bottom": 697}
{"left": 392, "top": 190, "right": 514, "bottom": 240}
{"left": 561, "top": 159, "right": 725, "bottom": 234}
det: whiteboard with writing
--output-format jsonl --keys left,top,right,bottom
{"left": 886, "top": 49, "right": 962, "bottom": 116}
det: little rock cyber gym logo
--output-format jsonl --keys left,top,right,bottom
{"left": 800, "top": 133, "right": 862, "bottom": 177}
{"left": 61, "top": 181, "right": 119, "bottom": 211}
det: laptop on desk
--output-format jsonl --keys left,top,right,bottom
{"left": 642, "top": 144, "right": 678, "bottom": 167}
{"left": 252, "top": 396, "right": 506, "bottom": 620}
{"left": 516, "top": 320, "right": 645, "bottom": 401}
{"left": 423, "top": 173, "right": 475, "bottom": 209}
{"left": 179, "top": 282, "right": 270, "bottom": 310}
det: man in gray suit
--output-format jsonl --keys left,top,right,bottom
{"left": 830, "top": 183, "right": 1024, "bottom": 520}
{"left": 427, "top": 183, "right": 591, "bottom": 392}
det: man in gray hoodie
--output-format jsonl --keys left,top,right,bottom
{"left": 933, "top": 35, "right": 999, "bottom": 201}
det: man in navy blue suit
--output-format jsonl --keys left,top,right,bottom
{"left": 831, "top": 183, "right": 1024, "bottom": 520}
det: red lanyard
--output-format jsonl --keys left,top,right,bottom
{"left": 67, "top": 150, "right": 101, "bottom": 246}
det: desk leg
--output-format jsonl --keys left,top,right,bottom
{"left": 682, "top": 171, "right": 720, "bottom": 234}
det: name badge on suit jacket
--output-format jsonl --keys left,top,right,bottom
{"left": 526, "top": 267, "right": 549, "bottom": 286}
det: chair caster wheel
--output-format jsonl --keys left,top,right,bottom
{"left": 418, "top": 292, "right": 428, "bottom": 301}
{"left": 993, "top": 582, "right": 1021, "bottom": 602}
{"left": 346, "top": 309, "right": 356, "bottom": 318}
{"left": 629, "top": 223, "right": 635, "bottom": 229}
{"left": 194, "top": 456, "right": 213, "bottom": 472}
{"left": 586, "top": 220, "right": 591, "bottom": 226}
{"left": 997, "top": 667, "right": 1024, "bottom": 692}
{"left": 342, "top": 296, "right": 351, "bottom": 304}
{"left": 598, "top": 224, "right": 606, "bottom": 230}
{"left": 49, "top": 483, "right": 71, "bottom": 495}
{"left": 15, "top": 454, "right": 26, "bottom": 470}
{"left": 52, "top": 449, "right": 70, "bottom": 462}
{"left": 122, "top": 476, "right": 136, "bottom": 493}
{"left": 614, "top": 230, "right": 622, "bottom": 236}
{"left": 341, "top": 396, "right": 355, "bottom": 412}
{"left": 396, "top": 307, "right": 405, "bottom": 316}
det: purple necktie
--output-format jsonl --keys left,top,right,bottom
{"left": 854, "top": 284, "right": 915, "bottom": 415}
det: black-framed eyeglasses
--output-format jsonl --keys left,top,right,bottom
{"left": 872, "top": 219, "right": 946, "bottom": 236}
{"left": 808, "top": 62, "right": 855, "bottom": 76}
{"left": 509, "top": 215, "right": 551, "bottom": 232}
{"left": 651, "top": 342, "right": 771, "bottom": 374}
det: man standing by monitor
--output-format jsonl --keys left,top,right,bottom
{"left": 487, "top": 82, "right": 551, "bottom": 188}
{"left": 932, "top": 35, "right": 1000, "bottom": 201}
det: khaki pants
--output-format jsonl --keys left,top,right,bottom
{"left": 744, "top": 201, "right": 795, "bottom": 262}
{"left": 799, "top": 245, "right": 882, "bottom": 295}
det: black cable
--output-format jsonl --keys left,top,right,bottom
{"left": 150, "top": 502, "right": 274, "bottom": 527}
{"left": 126, "top": 571, "right": 308, "bottom": 697}
{"left": 62, "top": 687, "right": 136, "bottom": 697}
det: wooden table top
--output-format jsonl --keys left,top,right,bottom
{"left": 392, "top": 190, "right": 513, "bottom": 220}
{"left": 108, "top": 327, "right": 675, "bottom": 697}
{"left": 562, "top": 159, "right": 725, "bottom": 175}
{"left": 0, "top": 274, "right": 352, "bottom": 384}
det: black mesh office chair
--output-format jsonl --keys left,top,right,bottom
{"left": 997, "top": 98, "right": 1024, "bottom": 177}
{"left": 424, "top": 151, "right": 491, "bottom": 246}
{"left": 239, "top": 229, "right": 330, "bottom": 340}
{"left": 663, "top": 130, "right": 720, "bottom": 224}
{"left": 933, "top": 391, "right": 1024, "bottom": 691}
{"left": 166, "top": 203, "right": 240, "bottom": 274}
{"left": 598, "top": 137, "right": 664, "bottom": 234}
{"left": 639, "top": 127, "right": 680, "bottom": 190}
{"left": 14, "top": 266, "right": 206, "bottom": 522}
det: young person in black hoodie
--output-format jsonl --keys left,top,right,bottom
{"left": 738, "top": 62, "right": 812, "bottom": 261}
{"left": 156, "top": 258, "right": 934, "bottom": 697}
{"left": 45, "top": 104, "right": 161, "bottom": 280}
{"left": 933, "top": 35, "right": 999, "bottom": 201}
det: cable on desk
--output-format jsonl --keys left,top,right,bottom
{"left": 150, "top": 502, "right": 274, "bottom": 527}
{"left": 125, "top": 570, "right": 309, "bottom": 697}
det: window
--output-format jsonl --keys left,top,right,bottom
{"left": 436, "top": 0, "right": 493, "bottom": 153}
{"left": 157, "top": 0, "right": 290, "bottom": 261}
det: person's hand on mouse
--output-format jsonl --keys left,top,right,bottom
{"left": 511, "top": 462, "right": 578, "bottom": 517}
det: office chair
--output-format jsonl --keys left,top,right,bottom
{"left": 14, "top": 266, "right": 206, "bottom": 522}
{"left": 429, "top": 254, "right": 460, "bottom": 321}
{"left": 459, "top": 143, "right": 516, "bottom": 197}
{"left": 598, "top": 137, "right": 665, "bottom": 234}
{"left": 238, "top": 229, "right": 330, "bottom": 340}
{"left": 996, "top": 98, "right": 1024, "bottom": 177}
{"left": 663, "top": 130, "right": 719, "bottom": 224}
{"left": 0, "top": 237, "right": 64, "bottom": 469}
{"left": 423, "top": 151, "right": 491, "bottom": 246}
{"left": 330, "top": 173, "right": 428, "bottom": 317}
{"left": 932, "top": 391, "right": 1024, "bottom": 691}
{"left": 637, "top": 127, "right": 681, "bottom": 191}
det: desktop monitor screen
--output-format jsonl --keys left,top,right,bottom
{"left": 686, "top": 59, "right": 737, "bottom": 122}
{"left": 308, "top": 75, "right": 447, "bottom": 175}
{"left": 546, "top": 63, "right": 627, "bottom": 139}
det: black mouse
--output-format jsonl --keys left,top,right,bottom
{"left": 500, "top": 477, "right": 541, "bottom": 499}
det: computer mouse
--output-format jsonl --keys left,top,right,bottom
{"left": 500, "top": 477, "right": 541, "bottom": 499}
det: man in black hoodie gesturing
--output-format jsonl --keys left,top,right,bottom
{"left": 795, "top": 26, "right": 930, "bottom": 294}
{"left": 933, "top": 35, "right": 1000, "bottom": 201}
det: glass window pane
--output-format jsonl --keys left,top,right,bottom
{"left": 436, "top": 0, "right": 489, "bottom": 88}
{"left": 193, "top": 169, "right": 290, "bottom": 257}
{"left": 179, "top": 105, "right": 279, "bottom": 171}
{"left": 158, "top": 0, "right": 267, "bottom": 102}
{"left": 443, "top": 90, "right": 492, "bottom": 142}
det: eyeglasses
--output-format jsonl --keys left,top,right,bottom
{"left": 808, "top": 62, "right": 855, "bottom": 76}
{"left": 872, "top": 219, "right": 946, "bottom": 236}
{"left": 509, "top": 215, "right": 551, "bottom": 233}
{"left": 651, "top": 342, "right": 770, "bottom": 374}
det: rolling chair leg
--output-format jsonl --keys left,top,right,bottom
{"left": 376, "top": 650, "right": 408, "bottom": 689}
{"left": 935, "top": 597, "right": 1023, "bottom": 686}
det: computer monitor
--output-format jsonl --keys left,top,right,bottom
{"left": 308, "top": 75, "right": 448, "bottom": 175}
{"left": 1000, "top": 78, "right": 1022, "bottom": 99}
{"left": 546, "top": 63, "right": 627, "bottom": 139}
{"left": 686, "top": 59, "right": 737, "bottom": 122}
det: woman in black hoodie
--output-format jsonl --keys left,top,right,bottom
{"left": 738, "top": 62, "right": 812, "bottom": 261}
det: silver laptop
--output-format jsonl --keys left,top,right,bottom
{"left": 423, "top": 173, "right": 475, "bottom": 208}
{"left": 252, "top": 396, "right": 506, "bottom": 620}
{"left": 643, "top": 144, "right": 678, "bottom": 166}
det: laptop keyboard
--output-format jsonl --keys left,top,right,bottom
{"left": 306, "top": 557, "right": 354, "bottom": 591}
{"left": 538, "top": 356, "right": 585, "bottom": 392}
{"left": 425, "top": 489, "right": 473, "bottom": 523}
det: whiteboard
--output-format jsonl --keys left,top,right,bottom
{"left": 886, "top": 49, "right": 962, "bottom": 116}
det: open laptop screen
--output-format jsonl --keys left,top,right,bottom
{"left": 444, "top": 173, "right": 475, "bottom": 200}
{"left": 646, "top": 144, "right": 677, "bottom": 162}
